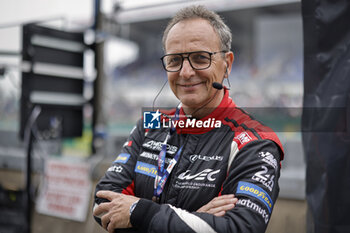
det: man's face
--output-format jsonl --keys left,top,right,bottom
{"left": 165, "top": 18, "right": 230, "bottom": 110}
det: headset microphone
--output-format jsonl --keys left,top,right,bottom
{"left": 212, "top": 82, "right": 223, "bottom": 90}
{"left": 212, "top": 64, "right": 230, "bottom": 90}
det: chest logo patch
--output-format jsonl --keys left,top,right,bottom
{"left": 178, "top": 169, "right": 220, "bottom": 181}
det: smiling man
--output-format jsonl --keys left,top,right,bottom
{"left": 93, "top": 5, "right": 284, "bottom": 233}
{"left": 163, "top": 17, "right": 233, "bottom": 119}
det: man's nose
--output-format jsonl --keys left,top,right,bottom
{"left": 179, "top": 58, "right": 195, "bottom": 78}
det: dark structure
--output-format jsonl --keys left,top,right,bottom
{"left": 20, "top": 24, "right": 87, "bottom": 139}
{"left": 18, "top": 24, "right": 89, "bottom": 233}
{"left": 302, "top": 1, "right": 350, "bottom": 232}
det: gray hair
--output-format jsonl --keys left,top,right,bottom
{"left": 162, "top": 5, "right": 232, "bottom": 52}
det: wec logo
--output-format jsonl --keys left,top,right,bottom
{"left": 178, "top": 169, "right": 220, "bottom": 181}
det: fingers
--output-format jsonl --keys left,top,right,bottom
{"left": 203, "top": 195, "right": 236, "bottom": 211}
{"left": 213, "top": 210, "right": 226, "bottom": 217}
{"left": 93, "top": 202, "right": 110, "bottom": 218}
{"left": 207, "top": 203, "right": 236, "bottom": 216}
{"left": 107, "top": 218, "right": 117, "bottom": 233}
{"left": 101, "top": 212, "right": 110, "bottom": 230}
{"left": 210, "top": 195, "right": 237, "bottom": 208}
{"left": 96, "top": 190, "right": 120, "bottom": 201}
{"left": 197, "top": 194, "right": 238, "bottom": 216}
{"left": 197, "top": 204, "right": 209, "bottom": 213}
{"left": 94, "top": 192, "right": 139, "bottom": 230}
{"left": 213, "top": 194, "right": 235, "bottom": 202}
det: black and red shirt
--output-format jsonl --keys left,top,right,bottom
{"left": 95, "top": 89, "right": 284, "bottom": 233}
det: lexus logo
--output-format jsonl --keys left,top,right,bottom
{"left": 189, "top": 154, "right": 223, "bottom": 163}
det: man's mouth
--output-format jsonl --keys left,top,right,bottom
{"left": 184, "top": 84, "right": 197, "bottom": 87}
{"left": 179, "top": 83, "right": 203, "bottom": 87}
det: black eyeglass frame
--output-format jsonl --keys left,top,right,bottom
{"left": 160, "top": 50, "right": 227, "bottom": 72}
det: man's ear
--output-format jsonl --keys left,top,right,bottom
{"left": 225, "top": 51, "right": 234, "bottom": 77}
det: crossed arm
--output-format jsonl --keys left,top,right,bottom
{"left": 93, "top": 191, "right": 237, "bottom": 233}
{"left": 93, "top": 121, "right": 282, "bottom": 233}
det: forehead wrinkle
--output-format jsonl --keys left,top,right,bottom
{"left": 165, "top": 18, "right": 220, "bottom": 53}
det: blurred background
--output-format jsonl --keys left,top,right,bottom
{"left": 0, "top": 0, "right": 306, "bottom": 233}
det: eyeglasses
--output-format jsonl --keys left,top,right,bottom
{"left": 160, "top": 50, "right": 227, "bottom": 72}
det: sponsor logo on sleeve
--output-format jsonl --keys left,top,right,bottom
{"left": 107, "top": 165, "right": 123, "bottom": 173}
{"left": 251, "top": 166, "right": 275, "bottom": 192}
{"left": 134, "top": 161, "right": 157, "bottom": 178}
{"left": 235, "top": 132, "right": 252, "bottom": 144}
{"left": 258, "top": 152, "right": 277, "bottom": 169}
{"left": 236, "top": 198, "right": 270, "bottom": 224}
{"left": 236, "top": 181, "right": 273, "bottom": 213}
{"left": 123, "top": 140, "right": 133, "bottom": 147}
{"left": 113, "top": 153, "right": 131, "bottom": 164}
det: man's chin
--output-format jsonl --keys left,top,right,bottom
{"left": 180, "top": 98, "right": 205, "bottom": 110}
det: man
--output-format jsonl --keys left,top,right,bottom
{"left": 93, "top": 5, "right": 284, "bottom": 233}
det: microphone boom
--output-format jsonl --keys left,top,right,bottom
{"left": 212, "top": 82, "right": 223, "bottom": 90}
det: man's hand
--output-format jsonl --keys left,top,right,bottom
{"left": 197, "top": 194, "right": 238, "bottom": 216}
{"left": 93, "top": 191, "right": 140, "bottom": 233}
